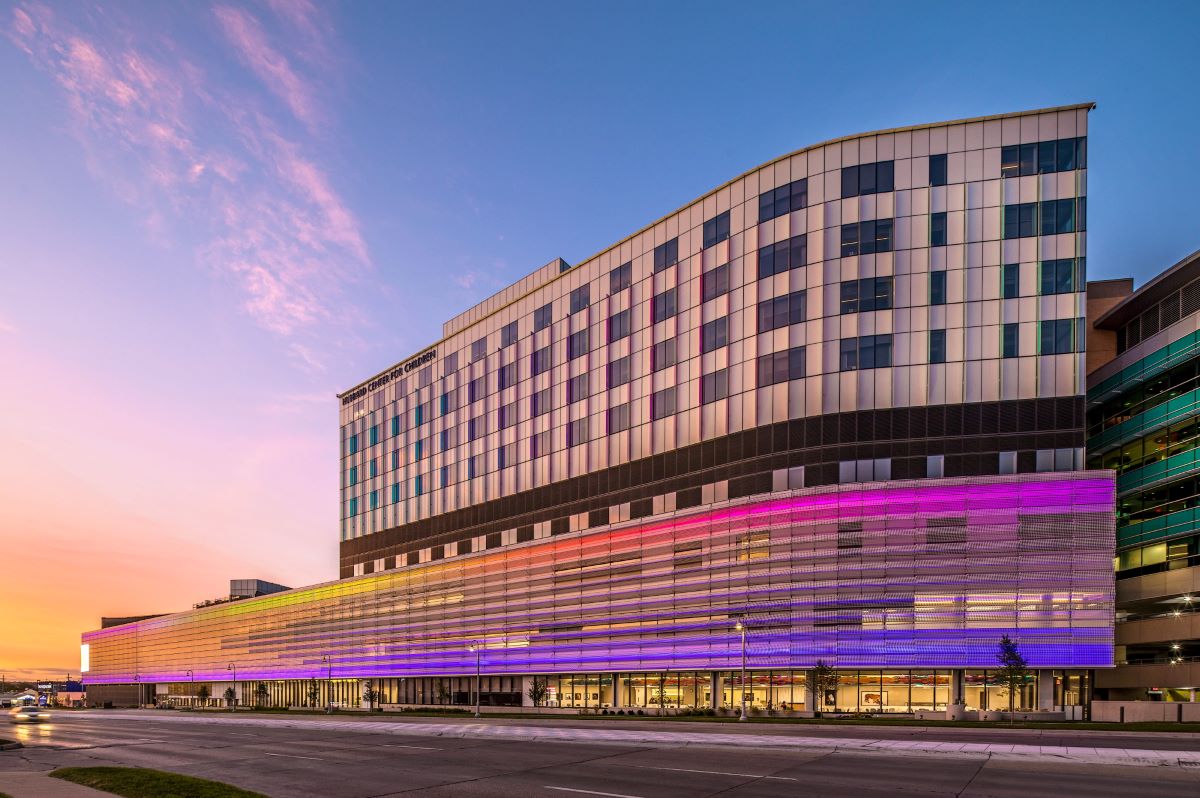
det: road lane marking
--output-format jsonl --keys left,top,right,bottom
{"left": 628, "top": 765, "right": 797, "bottom": 781}
{"left": 263, "top": 752, "right": 327, "bottom": 761}
{"left": 379, "top": 743, "right": 442, "bottom": 750}
{"left": 544, "top": 788, "right": 646, "bottom": 798}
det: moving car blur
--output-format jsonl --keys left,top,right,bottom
{"left": 9, "top": 706, "right": 51, "bottom": 723}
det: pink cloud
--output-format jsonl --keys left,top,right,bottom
{"left": 213, "top": 5, "right": 320, "bottom": 129}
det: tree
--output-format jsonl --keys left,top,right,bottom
{"left": 811, "top": 660, "right": 838, "bottom": 715}
{"left": 363, "top": 680, "right": 378, "bottom": 711}
{"left": 996, "top": 634, "right": 1029, "bottom": 714}
{"left": 223, "top": 687, "right": 236, "bottom": 709}
{"left": 527, "top": 677, "right": 548, "bottom": 712}
{"left": 435, "top": 681, "right": 451, "bottom": 706}
{"left": 655, "top": 673, "right": 669, "bottom": 714}
{"left": 196, "top": 684, "right": 211, "bottom": 708}
{"left": 307, "top": 680, "right": 320, "bottom": 709}
{"left": 255, "top": 682, "right": 270, "bottom": 708}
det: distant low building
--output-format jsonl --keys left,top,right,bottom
{"left": 0, "top": 689, "right": 38, "bottom": 707}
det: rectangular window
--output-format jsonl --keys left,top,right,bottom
{"left": 530, "top": 345, "right": 552, "bottom": 376}
{"left": 608, "top": 402, "right": 631, "bottom": 433}
{"left": 609, "top": 261, "right": 632, "bottom": 293}
{"left": 1040, "top": 318, "right": 1084, "bottom": 355}
{"left": 567, "top": 329, "right": 589, "bottom": 359}
{"left": 1003, "top": 323, "right": 1019, "bottom": 358}
{"left": 567, "top": 373, "right": 588, "bottom": 403}
{"left": 414, "top": 439, "right": 424, "bottom": 460}
{"left": 651, "top": 386, "right": 677, "bottom": 420}
{"left": 607, "top": 309, "right": 631, "bottom": 343}
{"left": 414, "top": 405, "right": 425, "bottom": 426}
{"left": 369, "top": 490, "right": 379, "bottom": 509}
{"left": 756, "top": 346, "right": 805, "bottom": 387}
{"left": 498, "top": 443, "right": 515, "bottom": 469}
{"left": 501, "top": 321, "right": 519, "bottom": 347}
{"left": 369, "top": 459, "right": 378, "bottom": 478}
{"left": 702, "top": 211, "right": 730, "bottom": 248}
{"left": 471, "top": 337, "right": 487, "bottom": 362}
{"left": 651, "top": 338, "right": 677, "bottom": 371}
{"left": 531, "top": 430, "right": 550, "bottom": 459}
{"left": 498, "top": 362, "right": 517, "bottom": 389}
{"left": 840, "top": 219, "right": 893, "bottom": 256}
{"left": 567, "top": 418, "right": 588, "bottom": 446}
{"left": 701, "top": 264, "right": 729, "bottom": 302}
{"left": 348, "top": 465, "right": 358, "bottom": 485}
{"left": 930, "top": 271, "right": 947, "bottom": 305}
{"left": 930, "top": 212, "right": 947, "bottom": 247}
{"left": 498, "top": 401, "right": 517, "bottom": 429}
{"left": 390, "top": 449, "right": 399, "bottom": 470}
{"left": 701, "top": 368, "right": 729, "bottom": 404}
{"left": 651, "top": 288, "right": 677, "bottom": 323}
{"left": 1040, "top": 198, "right": 1082, "bottom": 236}
{"left": 569, "top": 284, "right": 590, "bottom": 314}
{"left": 840, "top": 277, "right": 894, "bottom": 314}
{"left": 444, "top": 352, "right": 458, "bottom": 375}
{"left": 1001, "top": 137, "right": 1086, "bottom": 177}
{"left": 1003, "top": 203, "right": 1037, "bottom": 239}
{"left": 929, "top": 153, "right": 947, "bottom": 186}
{"left": 439, "top": 391, "right": 453, "bottom": 415}
{"left": 533, "top": 303, "right": 553, "bottom": 332}
{"left": 841, "top": 160, "right": 894, "bottom": 198}
{"left": 1040, "top": 258, "right": 1083, "bottom": 295}
{"left": 929, "top": 329, "right": 947, "bottom": 364}
{"left": 369, "top": 424, "right": 379, "bottom": 446}
{"left": 840, "top": 334, "right": 893, "bottom": 371}
{"left": 469, "top": 376, "right": 486, "bottom": 403}
{"left": 757, "top": 234, "right": 807, "bottom": 278}
{"left": 348, "top": 496, "right": 358, "bottom": 516}
{"left": 758, "top": 178, "right": 807, "bottom": 223}
{"left": 468, "top": 415, "right": 484, "bottom": 441}
{"left": 348, "top": 434, "right": 358, "bottom": 454}
{"left": 757, "top": 290, "right": 807, "bottom": 332}
{"left": 653, "top": 238, "right": 679, "bottom": 272}
{"left": 532, "top": 387, "right": 552, "bottom": 417}
{"left": 607, "top": 355, "right": 632, "bottom": 388}
{"left": 701, "top": 317, "right": 729, "bottom": 353}
{"left": 391, "top": 483, "right": 401, "bottom": 502}
{"left": 392, "top": 416, "right": 405, "bottom": 437}
{"left": 1002, "top": 263, "right": 1020, "bottom": 299}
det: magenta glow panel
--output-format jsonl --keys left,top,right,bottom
{"left": 82, "top": 473, "right": 1115, "bottom": 684}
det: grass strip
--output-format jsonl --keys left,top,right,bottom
{"left": 50, "top": 767, "right": 267, "bottom": 798}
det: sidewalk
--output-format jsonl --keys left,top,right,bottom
{"left": 0, "top": 771, "right": 109, "bottom": 798}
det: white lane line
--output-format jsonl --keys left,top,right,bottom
{"left": 263, "top": 752, "right": 326, "bottom": 761}
{"left": 544, "top": 788, "right": 646, "bottom": 798}
{"left": 628, "top": 764, "right": 797, "bottom": 781}
{"left": 379, "top": 743, "right": 442, "bottom": 750}
{"left": 228, "top": 732, "right": 259, "bottom": 737}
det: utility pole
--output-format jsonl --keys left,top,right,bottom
{"left": 735, "top": 621, "right": 748, "bottom": 722}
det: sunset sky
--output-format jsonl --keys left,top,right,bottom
{"left": 2, "top": 1, "right": 1198, "bottom": 680}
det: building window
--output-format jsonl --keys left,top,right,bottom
{"left": 607, "top": 309, "right": 632, "bottom": 343}
{"left": 471, "top": 337, "right": 487, "bottom": 362}
{"left": 757, "top": 234, "right": 807, "bottom": 278}
{"left": 531, "top": 387, "right": 552, "bottom": 417}
{"left": 414, "top": 439, "right": 425, "bottom": 460}
{"left": 1003, "top": 202, "right": 1037, "bottom": 239}
{"left": 369, "top": 424, "right": 379, "bottom": 446}
{"left": 609, "top": 261, "right": 632, "bottom": 294}
{"left": 500, "top": 321, "right": 519, "bottom": 347}
{"left": 840, "top": 219, "right": 893, "bottom": 256}
{"left": 414, "top": 404, "right": 425, "bottom": 426}
{"left": 498, "top": 402, "right": 517, "bottom": 429}
{"left": 839, "top": 459, "right": 891, "bottom": 483}
{"left": 567, "top": 373, "right": 588, "bottom": 403}
{"left": 653, "top": 238, "right": 679, "bottom": 272}
{"left": 1002, "top": 323, "right": 1019, "bottom": 358}
{"left": 608, "top": 402, "right": 631, "bottom": 433}
{"left": 567, "top": 329, "right": 589, "bottom": 359}
{"left": 703, "top": 211, "right": 730, "bottom": 248}
{"left": 391, "top": 483, "right": 401, "bottom": 502}
{"left": 839, "top": 334, "right": 893, "bottom": 371}
{"left": 756, "top": 346, "right": 805, "bottom": 387}
{"left": 469, "top": 376, "right": 487, "bottom": 403}
{"left": 390, "top": 416, "right": 401, "bottom": 437}
{"left": 651, "top": 386, "right": 676, "bottom": 420}
{"left": 439, "top": 391, "right": 453, "bottom": 415}
{"left": 840, "top": 277, "right": 894, "bottom": 314}
{"left": 841, "top": 160, "right": 894, "bottom": 198}
{"left": 531, "top": 430, "right": 550, "bottom": 459}
{"left": 348, "top": 496, "right": 358, "bottom": 516}
{"left": 1002, "top": 263, "right": 1020, "bottom": 299}
{"left": 926, "top": 454, "right": 944, "bottom": 478}
{"left": 607, "top": 355, "right": 632, "bottom": 388}
{"left": 652, "top": 338, "right": 677, "bottom": 371}
{"left": 700, "top": 317, "right": 729, "bottom": 353}
{"left": 569, "top": 285, "right": 590, "bottom": 314}
{"left": 498, "top": 443, "right": 515, "bottom": 469}
{"left": 701, "top": 264, "right": 729, "bottom": 302}
{"left": 498, "top": 362, "right": 517, "bottom": 389}
{"left": 468, "top": 454, "right": 483, "bottom": 478}
{"left": 348, "top": 465, "right": 358, "bottom": 485}
{"left": 468, "top": 416, "right": 484, "bottom": 440}
{"left": 369, "top": 458, "right": 378, "bottom": 478}
{"left": 651, "top": 288, "right": 677, "bottom": 323}
{"left": 929, "top": 153, "right": 947, "bottom": 186}
{"left": 929, "top": 329, "right": 947, "bottom": 364}
{"left": 757, "top": 290, "right": 807, "bottom": 332}
{"left": 930, "top": 271, "right": 947, "bottom": 306}
{"left": 567, "top": 418, "right": 588, "bottom": 447}
{"left": 1040, "top": 318, "right": 1084, "bottom": 355}
{"left": 443, "top": 352, "right": 458, "bottom": 375}
{"left": 758, "top": 178, "right": 807, "bottom": 223}
{"left": 1040, "top": 258, "right": 1083, "bottom": 295}
{"left": 531, "top": 345, "right": 552, "bottom": 376}
{"left": 533, "top": 303, "right": 553, "bottom": 332}
{"left": 1040, "top": 198, "right": 1085, "bottom": 236}
{"left": 930, "top": 212, "right": 947, "bottom": 247}
{"left": 701, "top": 368, "right": 729, "bottom": 404}
{"left": 413, "top": 475, "right": 423, "bottom": 496}
{"left": 347, "top": 434, "right": 358, "bottom": 454}
{"left": 999, "top": 451, "right": 1017, "bottom": 475}
{"left": 1000, "top": 137, "right": 1086, "bottom": 177}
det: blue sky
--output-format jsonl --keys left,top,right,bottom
{"left": 0, "top": 0, "right": 1196, "bottom": 674}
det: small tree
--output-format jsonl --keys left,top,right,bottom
{"left": 363, "top": 680, "right": 378, "bottom": 711}
{"left": 255, "top": 682, "right": 270, "bottom": 708}
{"left": 223, "top": 686, "right": 236, "bottom": 710}
{"left": 655, "top": 673, "right": 669, "bottom": 713}
{"left": 307, "top": 680, "right": 320, "bottom": 709}
{"left": 435, "top": 681, "right": 451, "bottom": 706}
{"left": 196, "top": 684, "right": 211, "bottom": 708}
{"left": 811, "top": 660, "right": 838, "bottom": 715}
{"left": 527, "top": 677, "right": 548, "bottom": 712}
{"left": 996, "top": 634, "right": 1029, "bottom": 714}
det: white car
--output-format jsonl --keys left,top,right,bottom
{"left": 9, "top": 706, "right": 51, "bottom": 723}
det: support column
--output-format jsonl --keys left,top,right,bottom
{"left": 946, "top": 669, "right": 966, "bottom": 720}
{"left": 710, "top": 672, "right": 721, "bottom": 710}
{"left": 805, "top": 669, "right": 819, "bottom": 714}
{"left": 1037, "top": 669, "right": 1055, "bottom": 711}
{"left": 612, "top": 674, "right": 622, "bottom": 709}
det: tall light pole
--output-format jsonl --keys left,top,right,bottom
{"left": 322, "top": 655, "right": 333, "bottom": 713}
{"left": 468, "top": 644, "right": 481, "bottom": 718}
{"left": 735, "top": 621, "right": 748, "bottom": 722}
{"left": 226, "top": 663, "right": 236, "bottom": 712}
{"left": 186, "top": 670, "right": 193, "bottom": 708}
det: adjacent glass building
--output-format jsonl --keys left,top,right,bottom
{"left": 84, "top": 104, "right": 1115, "bottom": 712}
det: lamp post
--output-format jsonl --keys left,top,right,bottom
{"left": 468, "top": 644, "right": 481, "bottom": 718}
{"left": 322, "top": 655, "right": 333, "bottom": 713}
{"left": 186, "top": 670, "right": 193, "bottom": 708}
{"left": 735, "top": 621, "right": 748, "bottom": 722}
{"left": 226, "top": 663, "right": 236, "bottom": 712}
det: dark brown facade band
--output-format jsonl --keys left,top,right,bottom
{"left": 340, "top": 397, "right": 1085, "bottom": 577}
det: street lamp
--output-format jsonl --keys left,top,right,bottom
{"left": 186, "top": 670, "right": 193, "bottom": 708}
{"left": 735, "top": 621, "right": 748, "bottom": 722}
{"left": 322, "top": 655, "right": 333, "bottom": 713}
{"left": 226, "top": 663, "right": 237, "bottom": 712}
{"left": 468, "top": 644, "right": 481, "bottom": 718}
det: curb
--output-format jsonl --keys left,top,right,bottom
{"left": 0, "top": 741, "right": 23, "bottom": 750}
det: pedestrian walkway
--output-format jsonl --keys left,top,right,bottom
{"left": 0, "top": 771, "right": 109, "bottom": 798}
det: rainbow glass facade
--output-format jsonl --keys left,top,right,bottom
{"left": 83, "top": 473, "right": 1113, "bottom": 687}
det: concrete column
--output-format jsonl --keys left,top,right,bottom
{"left": 950, "top": 670, "right": 964, "bottom": 704}
{"left": 805, "top": 669, "right": 819, "bottom": 713}
{"left": 612, "top": 674, "right": 622, "bottom": 708}
{"left": 1037, "top": 669, "right": 1055, "bottom": 711}
{"left": 710, "top": 672, "right": 721, "bottom": 710}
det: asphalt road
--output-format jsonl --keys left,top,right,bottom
{"left": 3, "top": 712, "right": 1199, "bottom": 797}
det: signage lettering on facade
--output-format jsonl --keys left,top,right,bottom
{"left": 341, "top": 349, "right": 437, "bottom": 405}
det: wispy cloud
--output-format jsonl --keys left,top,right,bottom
{"left": 0, "top": 317, "right": 16, "bottom": 334}
{"left": 5, "top": 2, "right": 369, "bottom": 337}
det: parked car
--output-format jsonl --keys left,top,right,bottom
{"left": 9, "top": 706, "right": 51, "bottom": 723}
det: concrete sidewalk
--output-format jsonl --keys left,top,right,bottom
{"left": 0, "top": 771, "right": 109, "bottom": 798}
